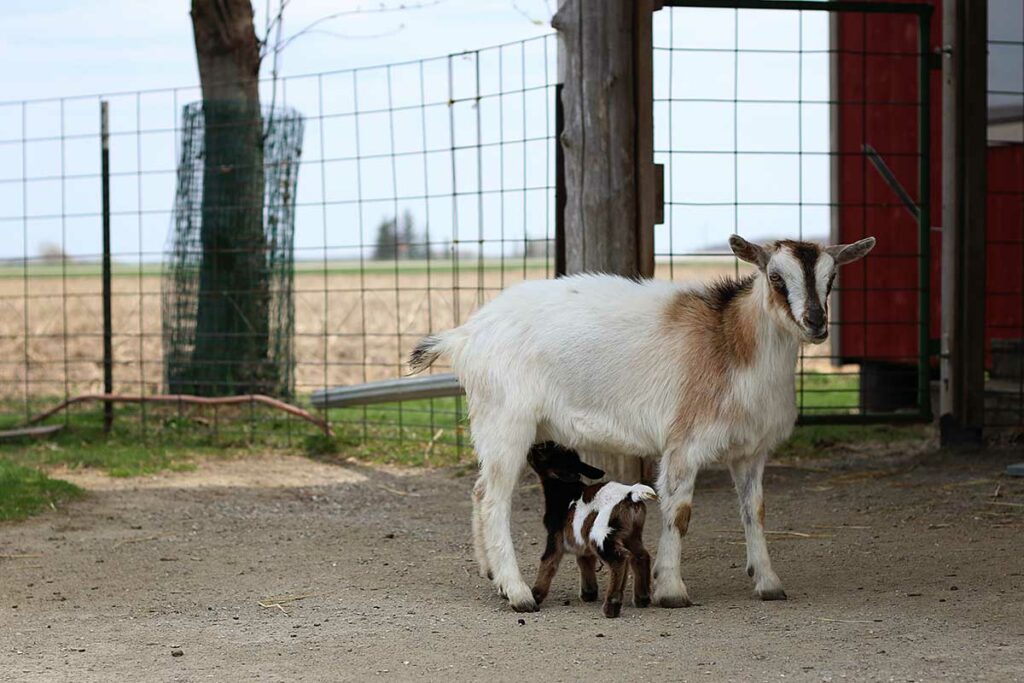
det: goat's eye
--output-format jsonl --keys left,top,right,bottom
{"left": 768, "top": 272, "right": 786, "bottom": 292}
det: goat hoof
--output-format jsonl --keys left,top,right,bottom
{"left": 758, "top": 588, "right": 787, "bottom": 601}
{"left": 580, "top": 590, "right": 599, "bottom": 603}
{"left": 603, "top": 601, "right": 622, "bottom": 618}
{"left": 746, "top": 565, "right": 754, "bottom": 578}
{"left": 634, "top": 595, "right": 651, "bottom": 608}
{"left": 486, "top": 570, "right": 494, "bottom": 581}
{"left": 531, "top": 587, "right": 547, "bottom": 605}
{"left": 654, "top": 594, "right": 692, "bottom": 609}
{"left": 510, "top": 597, "right": 539, "bottom": 613}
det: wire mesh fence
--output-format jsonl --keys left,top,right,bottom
{"left": 4, "top": 5, "right": 1016, "bottom": 456}
{"left": 654, "top": 0, "right": 935, "bottom": 422}
{"left": 0, "top": 34, "right": 559, "bottom": 458}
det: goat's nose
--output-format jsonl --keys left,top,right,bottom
{"left": 803, "top": 309, "right": 825, "bottom": 330}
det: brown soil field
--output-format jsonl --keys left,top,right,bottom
{"left": 0, "top": 260, "right": 839, "bottom": 404}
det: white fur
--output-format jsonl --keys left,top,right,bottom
{"left": 416, "top": 238, "right": 872, "bottom": 610}
{"left": 569, "top": 482, "right": 657, "bottom": 548}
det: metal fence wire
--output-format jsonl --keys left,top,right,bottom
{"left": 2, "top": 6, "right": 1015, "bottom": 456}
{"left": 0, "top": 35, "right": 559, "bottom": 457}
{"left": 655, "top": 0, "right": 935, "bottom": 423}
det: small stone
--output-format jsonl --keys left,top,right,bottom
{"left": 660, "top": 632, "right": 670, "bottom": 637}
{"left": 949, "top": 586, "right": 959, "bottom": 591}
{"left": 517, "top": 618, "right": 525, "bottom": 626}
{"left": 171, "top": 649, "right": 183, "bottom": 658}
{"left": 595, "top": 633, "right": 604, "bottom": 638}
{"left": 384, "top": 533, "right": 395, "bottom": 539}
{"left": 562, "top": 600, "right": 571, "bottom": 607}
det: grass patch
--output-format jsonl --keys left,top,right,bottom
{"left": 322, "top": 397, "right": 469, "bottom": 467}
{"left": 0, "top": 371, "right": 927, "bottom": 476}
{"left": 779, "top": 423, "right": 931, "bottom": 459}
{"left": 0, "top": 460, "right": 82, "bottom": 521}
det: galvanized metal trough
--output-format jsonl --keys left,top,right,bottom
{"left": 310, "top": 373, "right": 464, "bottom": 409}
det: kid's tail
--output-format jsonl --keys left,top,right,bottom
{"left": 629, "top": 485, "right": 658, "bottom": 503}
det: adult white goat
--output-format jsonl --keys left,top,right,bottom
{"left": 409, "top": 234, "right": 875, "bottom": 612}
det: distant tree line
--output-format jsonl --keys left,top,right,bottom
{"left": 372, "top": 211, "right": 554, "bottom": 261}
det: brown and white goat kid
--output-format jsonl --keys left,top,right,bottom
{"left": 527, "top": 442, "right": 655, "bottom": 618}
{"left": 410, "top": 235, "right": 876, "bottom": 612}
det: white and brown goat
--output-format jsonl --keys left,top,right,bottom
{"left": 410, "top": 234, "right": 876, "bottom": 612}
{"left": 527, "top": 442, "right": 655, "bottom": 618}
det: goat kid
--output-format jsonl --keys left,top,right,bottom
{"left": 528, "top": 442, "right": 655, "bottom": 618}
{"left": 411, "top": 234, "right": 875, "bottom": 612}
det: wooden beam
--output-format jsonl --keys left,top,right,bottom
{"left": 553, "top": 0, "right": 658, "bottom": 482}
{"left": 940, "top": 0, "right": 987, "bottom": 445}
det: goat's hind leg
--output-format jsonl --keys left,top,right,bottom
{"left": 730, "top": 454, "right": 785, "bottom": 600}
{"left": 627, "top": 537, "right": 652, "bottom": 608}
{"left": 600, "top": 550, "right": 629, "bottom": 618}
{"left": 471, "top": 477, "right": 491, "bottom": 579}
{"left": 576, "top": 553, "right": 599, "bottom": 602}
{"left": 474, "top": 415, "right": 537, "bottom": 612}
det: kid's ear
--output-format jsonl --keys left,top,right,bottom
{"left": 577, "top": 462, "right": 605, "bottom": 480}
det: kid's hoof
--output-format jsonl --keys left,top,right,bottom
{"left": 603, "top": 601, "right": 622, "bottom": 618}
{"left": 580, "top": 590, "right": 599, "bottom": 603}
{"left": 531, "top": 587, "right": 548, "bottom": 605}
{"left": 634, "top": 596, "right": 651, "bottom": 608}
{"left": 758, "top": 588, "right": 788, "bottom": 601}
{"left": 654, "top": 594, "right": 693, "bottom": 608}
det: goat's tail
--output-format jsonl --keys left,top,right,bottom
{"left": 408, "top": 332, "right": 455, "bottom": 374}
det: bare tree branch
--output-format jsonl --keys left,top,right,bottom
{"left": 275, "top": 0, "right": 446, "bottom": 53}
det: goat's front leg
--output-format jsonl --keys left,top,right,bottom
{"left": 730, "top": 454, "right": 786, "bottom": 600}
{"left": 653, "top": 447, "right": 698, "bottom": 608}
{"left": 474, "top": 422, "right": 537, "bottom": 612}
{"left": 531, "top": 533, "right": 563, "bottom": 605}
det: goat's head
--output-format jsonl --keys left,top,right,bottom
{"left": 728, "top": 234, "right": 876, "bottom": 344}
{"left": 527, "top": 442, "right": 605, "bottom": 483}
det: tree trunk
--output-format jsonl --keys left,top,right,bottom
{"left": 184, "top": 0, "right": 272, "bottom": 395}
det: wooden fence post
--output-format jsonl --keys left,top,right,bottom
{"left": 940, "top": 0, "right": 987, "bottom": 445}
{"left": 553, "top": 0, "right": 661, "bottom": 482}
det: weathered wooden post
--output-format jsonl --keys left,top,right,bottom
{"left": 940, "top": 0, "right": 987, "bottom": 445}
{"left": 552, "top": 0, "right": 661, "bottom": 481}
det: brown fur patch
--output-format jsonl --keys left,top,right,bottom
{"left": 581, "top": 483, "right": 604, "bottom": 504}
{"left": 674, "top": 504, "right": 691, "bottom": 536}
{"left": 757, "top": 501, "right": 765, "bottom": 527}
{"left": 663, "top": 282, "right": 758, "bottom": 435}
{"left": 580, "top": 511, "right": 597, "bottom": 542}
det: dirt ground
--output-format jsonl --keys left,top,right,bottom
{"left": 2, "top": 446, "right": 1023, "bottom": 682}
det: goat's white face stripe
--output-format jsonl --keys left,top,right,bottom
{"left": 768, "top": 248, "right": 835, "bottom": 325}
{"left": 815, "top": 254, "right": 836, "bottom": 313}
{"left": 769, "top": 251, "right": 806, "bottom": 320}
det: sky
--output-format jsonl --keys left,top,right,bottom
{"left": 0, "top": 0, "right": 832, "bottom": 263}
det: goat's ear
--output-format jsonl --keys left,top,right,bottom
{"left": 728, "top": 234, "right": 769, "bottom": 269}
{"left": 577, "top": 462, "right": 605, "bottom": 480}
{"left": 825, "top": 236, "right": 876, "bottom": 265}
